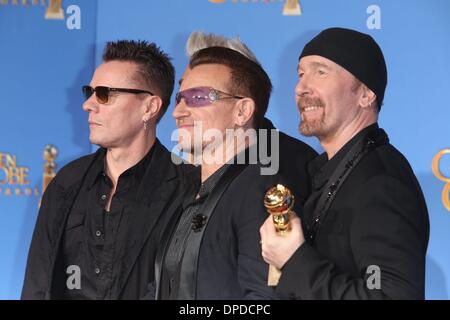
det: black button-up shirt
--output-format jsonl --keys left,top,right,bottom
{"left": 62, "top": 147, "right": 154, "bottom": 299}
{"left": 160, "top": 164, "right": 229, "bottom": 299}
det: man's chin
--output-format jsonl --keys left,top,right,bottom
{"left": 299, "top": 123, "right": 316, "bottom": 137}
{"left": 89, "top": 136, "right": 108, "bottom": 148}
{"left": 177, "top": 142, "right": 195, "bottom": 155}
{"left": 89, "top": 137, "right": 100, "bottom": 146}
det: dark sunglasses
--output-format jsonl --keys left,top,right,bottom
{"left": 82, "top": 85, "right": 154, "bottom": 104}
{"left": 175, "top": 86, "right": 244, "bottom": 108}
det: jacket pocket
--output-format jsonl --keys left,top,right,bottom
{"left": 65, "top": 212, "right": 85, "bottom": 230}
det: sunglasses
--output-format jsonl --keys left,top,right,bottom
{"left": 82, "top": 85, "right": 154, "bottom": 104}
{"left": 175, "top": 86, "right": 244, "bottom": 108}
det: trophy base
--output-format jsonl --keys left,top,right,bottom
{"left": 283, "top": 5, "right": 302, "bottom": 16}
{"left": 45, "top": 9, "right": 64, "bottom": 20}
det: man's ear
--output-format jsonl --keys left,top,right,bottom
{"left": 359, "top": 85, "right": 377, "bottom": 109}
{"left": 143, "top": 95, "right": 163, "bottom": 123}
{"left": 234, "top": 98, "right": 256, "bottom": 127}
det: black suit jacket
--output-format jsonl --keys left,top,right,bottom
{"left": 155, "top": 125, "right": 318, "bottom": 299}
{"left": 21, "top": 140, "right": 194, "bottom": 299}
{"left": 277, "top": 128, "right": 430, "bottom": 299}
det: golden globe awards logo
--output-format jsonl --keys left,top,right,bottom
{"left": 432, "top": 149, "right": 450, "bottom": 212}
{"left": 208, "top": 0, "right": 302, "bottom": 16}
{"left": 1, "top": 0, "right": 62, "bottom": 18}
{"left": 1, "top": 0, "right": 81, "bottom": 29}
{"left": 0, "top": 145, "right": 58, "bottom": 197}
{"left": 0, "top": 152, "right": 38, "bottom": 196}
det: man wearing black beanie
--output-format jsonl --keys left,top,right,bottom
{"left": 260, "top": 27, "right": 429, "bottom": 299}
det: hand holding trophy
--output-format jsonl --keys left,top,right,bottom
{"left": 263, "top": 184, "right": 295, "bottom": 286}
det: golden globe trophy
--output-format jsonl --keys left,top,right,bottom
{"left": 283, "top": 0, "right": 302, "bottom": 16}
{"left": 263, "top": 184, "right": 295, "bottom": 286}
{"left": 45, "top": 0, "right": 64, "bottom": 20}
{"left": 42, "top": 144, "right": 58, "bottom": 194}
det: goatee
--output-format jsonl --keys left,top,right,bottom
{"left": 297, "top": 97, "right": 325, "bottom": 137}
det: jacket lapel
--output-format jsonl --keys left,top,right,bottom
{"left": 154, "top": 167, "right": 200, "bottom": 299}
{"left": 115, "top": 140, "right": 181, "bottom": 296}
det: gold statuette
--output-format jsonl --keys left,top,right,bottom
{"left": 283, "top": 0, "right": 302, "bottom": 16}
{"left": 42, "top": 144, "right": 58, "bottom": 193}
{"left": 263, "top": 184, "right": 295, "bottom": 286}
{"left": 45, "top": 0, "right": 64, "bottom": 20}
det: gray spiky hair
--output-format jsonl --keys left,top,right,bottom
{"left": 186, "top": 31, "right": 260, "bottom": 65}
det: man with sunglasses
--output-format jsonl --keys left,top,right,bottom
{"left": 153, "top": 33, "right": 317, "bottom": 299}
{"left": 22, "top": 40, "right": 194, "bottom": 299}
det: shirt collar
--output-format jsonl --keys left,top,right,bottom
{"left": 308, "top": 123, "right": 379, "bottom": 190}
{"left": 86, "top": 144, "right": 156, "bottom": 190}
{"left": 197, "top": 163, "right": 230, "bottom": 199}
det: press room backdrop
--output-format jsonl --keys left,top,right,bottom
{"left": 1, "top": 0, "right": 449, "bottom": 299}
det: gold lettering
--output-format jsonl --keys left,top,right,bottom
{"left": 0, "top": 0, "right": 45, "bottom": 5}
{"left": 19, "top": 167, "right": 30, "bottom": 184}
{"left": 0, "top": 153, "right": 31, "bottom": 185}
{"left": 7, "top": 166, "right": 20, "bottom": 184}
{"left": 0, "top": 166, "right": 7, "bottom": 184}
{"left": 432, "top": 149, "right": 450, "bottom": 183}
{"left": 0, "top": 187, "right": 39, "bottom": 196}
{"left": 443, "top": 183, "right": 450, "bottom": 212}
{"left": 432, "top": 149, "right": 450, "bottom": 212}
{"left": 5, "top": 154, "right": 16, "bottom": 168}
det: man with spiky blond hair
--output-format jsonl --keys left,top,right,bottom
{"left": 153, "top": 32, "right": 316, "bottom": 299}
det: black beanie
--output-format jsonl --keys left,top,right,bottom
{"left": 299, "top": 27, "right": 387, "bottom": 108}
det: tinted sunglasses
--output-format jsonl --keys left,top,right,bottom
{"left": 82, "top": 85, "right": 154, "bottom": 104}
{"left": 175, "top": 86, "right": 244, "bottom": 108}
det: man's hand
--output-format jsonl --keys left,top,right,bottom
{"left": 259, "top": 214, "right": 305, "bottom": 269}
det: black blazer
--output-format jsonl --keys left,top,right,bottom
{"left": 154, "top": 125, "right": 318, "bottom": 299}
{"left": 21, "top": 140, "right": 194, "bottom": 299}
{"left": 277, "top": 130, "right": 430, "bottom": 299}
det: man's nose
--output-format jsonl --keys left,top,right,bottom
{"left": 172, "top": 99, "right": 190, "bottom": 119}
